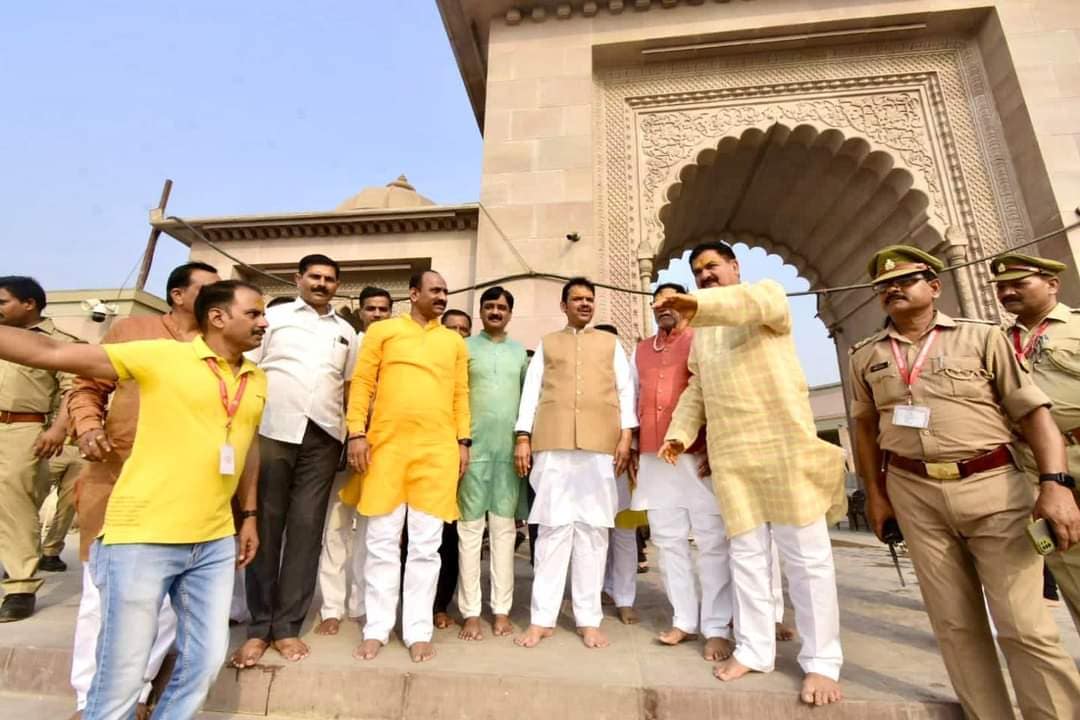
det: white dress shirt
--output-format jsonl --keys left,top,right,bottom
{"left": 248, "top": 298, "right": 358, "bottom": 444}
{"left": 516, "top": 329, "right": 637, "bottom": 528}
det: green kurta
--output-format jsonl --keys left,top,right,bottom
{"left": 458, "top": 332, "right": 528, "bottom": 521}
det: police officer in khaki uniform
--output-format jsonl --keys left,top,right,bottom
{"left": 848, "top": 246, "right": 1080, "bottom": 720}
{"left": 0, "top": 276, "right": 76, "bottom": 622}
{"left": 990, "top": 251, "right": 1080, "bottom": 635}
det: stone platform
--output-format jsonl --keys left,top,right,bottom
{"left": 1, "top": 530, "right": 1077, "bottom": 719}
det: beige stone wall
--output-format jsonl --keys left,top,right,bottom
{"left": 477, "top": 0, "right": 1080, "bottom": 348}
{"left": 45, "top": 289, "right": 168, "bottom": 344}
{"left": 188, "top": 228, "right": 480, "bottom": 320}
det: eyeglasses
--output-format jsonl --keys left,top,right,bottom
{"left": 872, "top": 273, "right": 928, "bottom": 295}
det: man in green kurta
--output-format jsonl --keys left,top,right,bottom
{"left": 457, "top": 286, "right": 529, "bottom": 640}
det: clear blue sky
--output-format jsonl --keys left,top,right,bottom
{"left": 0, "top": 1, "right": 840, "bottom": 384}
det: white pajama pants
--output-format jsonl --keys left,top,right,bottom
{"left": 363, "top": 504, "right": 443, "bottom": 647}
{"left": 647, "top": 506, "right": 732, "bottom": 638}
{"left": 729, "top": 518, "right": 843, "bottom": 680}
{"left": 318, "top": 481, "right": 366, "bottom": 620}
{"left": 457, "top": 513, "right": 517, "bottom": 618}
{"left": 530, "top": 522, "right": 608, "bottom": 628}
{"left": 602, "top": 527, "right": 638, "bottom": 608}
{"left": 71, "top": 564, "right": 178, "bottom": 710}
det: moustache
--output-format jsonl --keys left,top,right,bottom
{"left": 312, "top": 287, "right": 328, "bottom": 294}
{"left": 885, "top": 292, "right": 905, "bottom": 303}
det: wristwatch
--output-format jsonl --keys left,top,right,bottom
{"left": 1038, "top": 473, "right": 1077, "bottom": 489}
{"left": 238, "top": 510, "right": 258, "bottom": 520}
{"left": 458, "top": 438, "right": 472, "bottom": 447}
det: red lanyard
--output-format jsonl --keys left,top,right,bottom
{"left": 889, "top": 328, "right": 939, "bottom": 389}
{"left": 1011, "top": 321, "right": 1050, "bottom": 363}
{"left": 204, "top": 358, "right": 249, "bottom": 435}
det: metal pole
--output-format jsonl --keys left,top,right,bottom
{"left": 134, "top": 179, "right": 174, "bottom": 291}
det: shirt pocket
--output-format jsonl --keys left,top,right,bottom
{"left": 867, "top": 366, "right": 907, "bottom": 407}
{"left": 934, "top": 356, "right": 991, "bottom": 399}
{"left": 330, "top": 339, "right": 349, "bottom": 370}
{"left": 1044, "top": 337, "right": 1080, "bottom": 378}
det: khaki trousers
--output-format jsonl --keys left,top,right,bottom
{"left": 38, "top": 445, "right": 84, "bottom": 557}
{"left": 0, "top": 422, "right": 48, "bottom": 594}
{"left": 888, "top": 464, "right": 1080, "bottom": 720}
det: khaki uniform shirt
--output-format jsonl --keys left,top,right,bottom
{"left": 849, "top": 311, "right": 1049, "bottom": 462}
{"left": 1004, "top": 303, "right": 1080, "bottom": 474}
{"left": 0, "top": 318, "right": 76, "bottom": 414}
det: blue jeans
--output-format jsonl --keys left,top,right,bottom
{"left": 85, "top": 537, "right": 235, "bottom": 720}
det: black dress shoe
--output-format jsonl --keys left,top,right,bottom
{"left": 38, "top": 555, "right": 67, "bottom": 572}
{"left": 0, "top": 593, "right": 35, "bottom": 622}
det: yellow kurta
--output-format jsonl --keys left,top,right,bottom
{"left": 341, "top": 316, "right": 470, "bottom": 521}
{"left": 666, "top": 280, "right": 846, "bottom": 537}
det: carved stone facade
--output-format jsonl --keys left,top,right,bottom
{"left": 597, "top": 37, "right": 1032, "bottom": 342}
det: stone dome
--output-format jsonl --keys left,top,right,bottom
{"left": 336, "top": 175, "right": 436, "bottom": 211}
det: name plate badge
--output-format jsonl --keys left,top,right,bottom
{"left": 893, "top": 404, "right": 931, "bottom": 429}
{"left": 220, "top": 444, "right": 236, "bottom": 475}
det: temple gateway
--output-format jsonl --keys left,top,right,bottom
{"left": 150, "top": 0, "right": 1080, "bottom": 398}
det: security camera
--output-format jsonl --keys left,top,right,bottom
{"left": 80, "top": 299, "right": 117, "bottom": 323}
{"left": 566, "top": 232, "right": 581, "bottom": 243}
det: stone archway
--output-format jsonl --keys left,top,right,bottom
{"left": 596, "top": 35, "right": 1033, "bottom": 354}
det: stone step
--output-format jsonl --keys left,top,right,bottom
{"left": 0, "top": 644, "right": 960, "bottom": 720}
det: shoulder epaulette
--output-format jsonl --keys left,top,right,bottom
{"left": 953, "top": 317, "right": 996, "bottom": 325}
{"left": 848, "top": 333, "right": 881, "bottom": 355}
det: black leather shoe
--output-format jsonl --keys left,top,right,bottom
{"left": 0, "top": 593, "right": 35, "bottom": 622}
{"left": 38, "top": 555, "right": 67, "bottom": 572}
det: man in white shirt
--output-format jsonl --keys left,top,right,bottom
{"left": 513, "top": 278, "right": 637, "bottom": 650}
{"left": 314, "top": 286, "right": 392, "bottom": 637}
{"left": 232, "top": 254, "right": 358, "bottom": 666}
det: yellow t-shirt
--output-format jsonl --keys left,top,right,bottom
{"left": 101, "top": 336, "right": 266, "bottom": 545}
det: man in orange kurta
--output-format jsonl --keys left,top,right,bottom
{"left": 342, "top": 270, "right": 470, "bottom": 663}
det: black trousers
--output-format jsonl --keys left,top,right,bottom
{"left": 401, "top": 520, "right": 459, "bottom": 614}
{"left": 246, "top": 422, "right": 340, "bottom": 640}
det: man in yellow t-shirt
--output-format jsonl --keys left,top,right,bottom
{"left": 0, "top": 280, "right": 268, "bottom": 720}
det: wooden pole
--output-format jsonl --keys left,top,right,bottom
{"left": 134, "top": 179, "right": 174, "bottom": 291}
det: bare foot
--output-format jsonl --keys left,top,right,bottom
{"left": 434, "top": 611, "right": 455, "bottom": 629}
{"left": 514, "top": 624, "right": 554, "bottom": 648}
{"left": 492, "top": 614, "right": 513, "bottom": 637}
{"left": 314, "top": 617, "right": 340, "bottom": 636}
{"left": 600, "top": 591, "right": 615, "bottom": 606}
{"left": 353, "top": 638, "right": 383, "bottom": 661}
{"left": 801, "top": 673, "right": 843, "bottom": 706}
{"left": 713, "top": 656, "right": 754, "bottom": 682}
{"left": 135, "top": 704, "right": 150, "bottom": 720}
{"left": 230, "top": 638, "right": 269, "bottom": 668}
{"left": 657, "top": 628, "right": 698, "bottom": 646}
{"left": 459, "top": 616, "right": 484, "bottom": 641}
{"left": 703, "top": 636, "right": 734, "bottom": 662}
{"left": 775, "top": 622, "right": 796, "bottom": 641}
{"left": 409, "top": 641, "right": 436, "bottom": 663}
{"left": 616, "top": 606, "right": 639, "bottom": 625}
{"left": 273, "top": 637, "right": 310, "bottom": 662}
{"left": 577, "top": 626, "right": 610, "bottom": 649}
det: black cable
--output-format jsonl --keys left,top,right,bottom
{"left": 166, "top": 211, "right": 1080, "bottom": 303}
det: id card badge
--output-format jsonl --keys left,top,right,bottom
{"left": 893, "top": 404, "right": 931, "bottom": 429}
{"left": 219, "top": 444, "right": 236, "bottom": 475}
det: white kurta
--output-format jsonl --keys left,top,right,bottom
{"left": 515, "top": 335, "right": 637, "bottom": 528}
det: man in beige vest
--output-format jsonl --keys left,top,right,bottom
{"left": 513, "top": 277, "right": 637, "bottom": 649}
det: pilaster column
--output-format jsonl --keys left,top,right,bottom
{"left": 637, "top": 255, "right": 655, "bottom": 338}
{"left": 942, "top": 226, "right": 980, "bottom": 318}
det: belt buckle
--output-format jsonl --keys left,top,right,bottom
{"left": 925, "top": 462, "right": 961, "bottom": 480}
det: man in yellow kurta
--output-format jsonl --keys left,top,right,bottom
{"left": 658, "top": 240, "right": 846, "bottom": 708}
{"left": 342, "top": 270, "right": 470, "bottom": 663}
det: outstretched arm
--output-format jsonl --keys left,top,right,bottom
{"left": 0, "top": 326, "right": 116, "bottom": 380}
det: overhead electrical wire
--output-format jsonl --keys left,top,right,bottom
{"left": 167, "top": 207, "right": 1080, "bottom": 311}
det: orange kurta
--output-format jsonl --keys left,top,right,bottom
{"left": 340, "top": 316, "right": 470, "bottom": 521}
